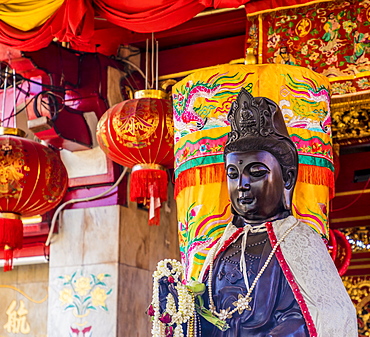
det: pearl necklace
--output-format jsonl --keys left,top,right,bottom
{"left": 207, "top": 219, "right": 299, "bottom": 321}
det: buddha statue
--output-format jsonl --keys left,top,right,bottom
{"left": 150, "top": 88, "right": 358, "bottom": 337}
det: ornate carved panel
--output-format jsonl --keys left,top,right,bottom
{"left": 342, "top": 275, "right": 370, "bottom": 336}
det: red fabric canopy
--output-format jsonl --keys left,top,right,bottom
{"left": 0, "top": 0, "right": 249, "bottom": 51}
{"left": 93, "top": 0, "right": 248, "bottom": 33}
{"left": 0, "top": 0, "right": 94, "bottom": 51}
{"left": 0, "top": 0, "right": 314, "bottom": 52}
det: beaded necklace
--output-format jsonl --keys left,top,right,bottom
{"left": 207, "top": 219, "right": 299, "bottom": 321}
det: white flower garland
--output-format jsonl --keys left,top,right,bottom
{"left": 151, "top": 259, "right": 195, "bottom": 337}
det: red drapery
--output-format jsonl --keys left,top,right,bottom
{"left": 0, "top": 0, "right": 248, "bottom": 52}
{"left": 93, "top": 0, "right": 249, "bottom": 33}
{"left": 0, "top": 0, "right": 95, "bottom": 51}
{"left": 0, "top": 0, "right": 316, "bottom": 52}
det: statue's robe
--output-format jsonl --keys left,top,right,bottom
{"left": 199, "top": 216, "right": 358, "bottom": 337}
{"left": 202, "top": 231, "right": 308, "bottom": 336}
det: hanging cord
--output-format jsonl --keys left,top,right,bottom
{"left": 1, "top": 91, "right": 33, "bottom": 125}
{"left": 330, "top": 176, "right": 370, "bottom": 212}
{"left": 33, "top": 90, "right": 65, "bottom": 121}
{"left": 45, "top": 166, "right": 128, "bottom": 246}
{"left": 5, "top": 74, "right": 22, "bottom": 127}
{"left": 121, "top": 58, "right": 146, "bottom": 80}
{"left": 1, "top": 66, "right": 9, "bottom": 126}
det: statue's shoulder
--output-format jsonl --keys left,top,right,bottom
{"left": 277, "top": 216, "right": 323, "bottom": 237}
{"left": 272, "top": 215, "right": 327, "bottom": 251}
{"left": 293, "top": 217, "right": 327, "bottom": 244}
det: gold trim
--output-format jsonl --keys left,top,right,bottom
{"left": 229, "top": 58, "right": 246, "bottom": 65}
{"left": 331, "top": 215, "right": 370, "bottom": 223}
{"left": 0, "top": 285, "right": 48, "bottom": 304}
{"left": 335, "top": 189, "right": 370, "bottom": 197}
{"left": 0, "top": 127, "right": 26, "bottom": 137}
{"left": 329, "top": 70, "right": 370, "bottom": 83}
{"left": 331, "top": 96, "right": 370, "bottom": 108}
{"left": 246, "top": 0, "right": 333, "bottom": 17}
{"left": 195, "top": 6, "right": 244, "bottom": 18}
{"left": 258, "top": 15, "right": 263, "bottom": 64}
{"left": 332, "top": 89, "right": 370, "bottom": 99}
{"left": 350, "top": 258, "right": 370, "bottom": 263}
{"left": 132, "top": 163, "right": 166, "bottom": 172}
{"left": 21, "top": 215, "right": 43, "bottom": 225}
{"left": 347, "top": 264, "right": 370, "bottom": 270}
{"left": 134, "top": 89, "right": 169, "bottom": 100}
{"left": 0, "top": 212, "right": 21, "bottom": 220}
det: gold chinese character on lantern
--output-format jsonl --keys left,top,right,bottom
{"left": 3, "top": 300, "right": 31, "bottom": 334}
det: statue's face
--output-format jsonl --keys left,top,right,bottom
{"left": 226, "top": 150, "right": 285, "bottom": 222}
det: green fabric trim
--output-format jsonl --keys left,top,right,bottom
{"left": 290, "top": 133, "right": 332, "bottom": 145}
{"left": 298, "top": 155, "right": 334, "bottom": 171}
{"left": 175, "top": 155, "right": 224, "bottom": 178}
{"left": 175, "top": 154, "right": 333, "bottom": 178}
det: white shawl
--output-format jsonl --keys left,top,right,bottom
{"left": 198, "top": 216, "right": 358, "bottom": 337}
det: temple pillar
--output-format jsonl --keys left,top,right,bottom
{"left": 44, "top": 184, "right": 179, "bottom": 336}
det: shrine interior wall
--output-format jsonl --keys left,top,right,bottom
{"left": 0, "top": 264, "right": 49, "bottom": 336}
{"left": 0, "top": 179, "right": 179, "bottom": 337}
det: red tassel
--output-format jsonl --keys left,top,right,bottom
{"left": 130, "top": 169, "right": 168, "bottom": 226}
{"left": 130, "top": 169, "right": 168, "bottom": 202}
{"left": 4, "top": 247, "right": 14, "bottom": 272}
{"left": 0, "top": 217, "right": 23, "bottom": 272}
{"left": 174, "top": 164, "right": 227, "bottom": 198}
{"left": 0, "top": 218, "right": 23, "bottom": 248}
{"left": 297, "top": 164, "right": 335, "bottom": 199}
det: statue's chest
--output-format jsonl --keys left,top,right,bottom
{"left": 215, "top": 233, "right": 270, "bottom": 287}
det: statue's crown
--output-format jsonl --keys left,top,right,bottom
{"left": 226, "top": 88, "right": 291, "bottom": 146}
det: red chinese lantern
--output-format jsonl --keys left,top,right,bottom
{"left": 0, "top": 127, "right": 68, "bottom": 271}
{"left": 96, "top": 90, "right": 174, "bottom": 225}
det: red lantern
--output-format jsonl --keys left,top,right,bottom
{"left": 96, "top": 90, "right": 174, "bottom": 225}
{"left": 0, "top": 127, "right": 68, "bottom": 270}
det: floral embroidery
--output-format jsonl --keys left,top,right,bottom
{"left": 246, "top": 0, "right": 370, "bottom": 95}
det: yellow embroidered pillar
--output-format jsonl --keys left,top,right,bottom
{"left": 173, "top": 64, "right": 333, "bottom": 281}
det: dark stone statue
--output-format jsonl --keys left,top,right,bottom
{"left": 198, "top": 88, "right": 308, "bottom": 336}
{"left": 150, "top": 88, "right": 357, "bottom": 337}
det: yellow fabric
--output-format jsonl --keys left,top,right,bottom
{"left": 173, "top": 64, "right": 333, "bottom": 281}
{"left": 175, "top": 126, "right": 228, "bottom": 153}
{"left": 0, "top": 0, "right": 64, "bottom": 31}
{"left": 176, "top": 181, "right": 232, "bottom": 281}
{"left": 292, "top": 182, "right": 330, "bottom": 234}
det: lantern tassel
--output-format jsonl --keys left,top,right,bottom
{"left": 130, "top": 169, "right": 168, "bottom": 226}
{"left": 0, "top": 217, "right": 23, "bottom": 271}
{"left": 148, "top": 194, "right": 161, "bottom": 226}
{"left": 4, "top": 246, "right": 14, "bottom": 272}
